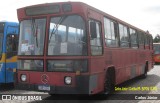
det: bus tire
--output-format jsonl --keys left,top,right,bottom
{"left": 104, "top": 72, "right": 114, "bottom": 94}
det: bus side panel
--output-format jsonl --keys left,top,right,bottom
{"left": 147, "top": 50, "right": 153, "bottom": 71}
{"left": 0, "top": 63, "right": 5, "bottom": 83}
{"left": 5, "top": 62, "right": 17, "bottom": 83}
{"left": 3, "top": 23, "right": 18, "bottom": 83}
{"left": 0, "top": 40, "right": 6, "bottom": 83}
{"left": 89, "top": 57, "right": 106, "bottom": 93}
{"left": 154, "top": 54, "right": 160, "bottom": 63}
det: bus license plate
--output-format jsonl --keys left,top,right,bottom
{"left": 38, "top": 85, "right": 50, "bottom": 91}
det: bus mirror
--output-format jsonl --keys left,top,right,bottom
{"left": 90, "top": 22, "right": 97, "bottom": 38}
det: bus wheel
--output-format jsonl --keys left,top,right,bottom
{"left": 104, "top": 72, "right": 113, "bottom": 94}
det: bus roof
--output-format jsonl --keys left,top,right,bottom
{"left": 0, "top": 21, "right": 18, "bottom": 23}
{"left": 17, "top": 2, "right": 152, "bottom": 36}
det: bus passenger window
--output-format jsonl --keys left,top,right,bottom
{"left": 104, "top": 17, "right": 119, "bottom": 47}
{"left": 145, "top": 35, "right": 149, "bottom": 45}
{"left": 144, "top": 34, "right": 149, "bottom": 49}
{"left": 130, "top": 28, "right": 138, "bottom": 49}
{"left": 149, "top": 35, "right": 153, "bottom": 50}
{"left": 119, "top": 24, "right": 129, "bottom": 48}
{"left": 138, "top": 32, "right": 145, "bottom": 49}
{"left": 6, "top": 34, "right": 18, "bottom": 58}
{"left": 90, "top": 20, "right": 102, "bottom": 55}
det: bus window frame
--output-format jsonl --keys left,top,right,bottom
{"left": 144, "top": 34, "right": 150, "bottom": 49}
{"left": 118, "top": 23, "right": 130, "bottom": 48}
{"left": 0, "top": 23, "right": 4, "bottom": 60}
{"left": 150, "top": 35, "right": 153, "bottom": 50}
{"left": 18, "top": 18, "right": 47, "bottom": 56}
{"left": 47, "top": 14, "right": 88, "bottom": 56}
{"left": 0, "top": 33, "right": 4, "bottom": 60}
{"left": 104, "top": 17, "right": 119, "bottom": 48}
{"left": 129, "top": 28, "right": 138, "bottom": 49}
{"left": 18, "top": 59, "right": 44, "bottom": 71}
{"left": 6, "top": 34, "right": 19, "bottom": 59}
{"left": 47, "top": 59, "right": 88, "bottom": 73}
{"left": 89, "top": 19, "right": 103, "bottom": 56}
{"left": 138, "top": 31, "right": 145, "bottom": 49}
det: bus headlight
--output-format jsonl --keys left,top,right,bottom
{"left": 21, "top": 74, "right": 27, "bottom": 82}
{"left": 64, "top": 76, "right": 72, "bottom": 85}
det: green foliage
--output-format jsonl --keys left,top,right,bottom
{"left": 153, "top": 34, "right": 160, "bottom": 43}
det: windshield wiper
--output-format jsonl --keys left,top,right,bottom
{"left": 31, "top": 19, "right": 38, "bottom": 48}
{"left": 49, "top": 16, "right": 66, "bottom": 43}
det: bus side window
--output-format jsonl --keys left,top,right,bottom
{"left": 104, "top": 17, "right": 119, "bottom": 47}
{"left": 119, "top": 24, "right": 129, "bottom": 48}
{"left": 138, "top": 31, "right": 144, "bottom": 49}
{"left": 150, "top": 35, "right": 153, "bottom": 50}
{"left": 6, "top": 34, "right": 18, "bottom": 58}
{"left": 89, "top": 20, "right": 102, "bottom": 55}
{"left": 130, "top": 28, "right": 138, "bottom": 49}
{"left": 145, "top": 34, "right": 149, "bottom": 49}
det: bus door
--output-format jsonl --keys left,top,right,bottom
{"left": 5, "top": 26, "right": 18, "bottom": 83}
{"left": 0, "top": 23, "right": 4, "bottom": 83}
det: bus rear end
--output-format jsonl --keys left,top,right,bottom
{"left": 153, "top": 43, "right": 160, "bottom": 64}
{"left": 16, "top": 2, "right": 97, "bottom": 94}
{"left": 0, "top": 22, "right": 18, "bottom": 84}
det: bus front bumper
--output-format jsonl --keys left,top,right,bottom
{"left": 15, "top": 83, "right": 79, "bottom": 94}
{"left": 15, "top": 75, "right": 99, "bottom": 94}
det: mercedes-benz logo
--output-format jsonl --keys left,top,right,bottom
{"left": 41, "top": 74, "right": 49, "bottom": 84}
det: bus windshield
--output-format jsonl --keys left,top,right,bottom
{"left": 18, "top": 18, "right": 46, "bottom": 55}
{"left": 48, "top": 15, "right": 87, "bottom": 56}
{"left": 154, "top": 44, "right": 160, "bottom": 54}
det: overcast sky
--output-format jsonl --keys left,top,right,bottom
{"left": 0, "top": 0, "right": 160, "bottom": 37}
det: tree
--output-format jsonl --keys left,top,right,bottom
{"left": 153, "top": 34, "right": 160, "bottom": 43}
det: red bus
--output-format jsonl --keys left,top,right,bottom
{"left": 16, "top": 2, "right": 153, "bottom": 95}
{"left": 153, "top": 43, "right": 160, "bottom": 64}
